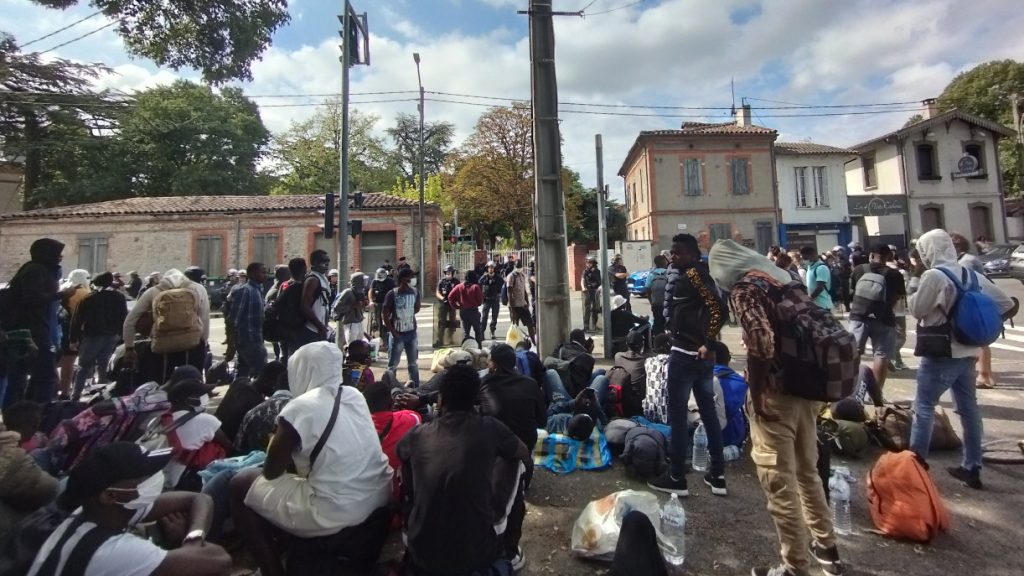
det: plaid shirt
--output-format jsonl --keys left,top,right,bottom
{"left": 728, "top": 272, "right": 777, "bottom": 361}
{"left": 234, "top": 390, "right": 292, "bottom": 453}
{"left": 230, "top": 280, "right": 265, "bottom": 342}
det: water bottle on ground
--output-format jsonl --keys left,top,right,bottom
{"left": 692, "top": 423, "right": 709, "bottom": 472}
{"left": 659, "top": 493, "right": 686, "bottom": 568}
{"left": 723, "top": 444, "right": 741, "bottom": 462}
{"left": 829, "top": 466, "right": 853, "bottom": 535}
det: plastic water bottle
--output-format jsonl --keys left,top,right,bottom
{"left": 691, "top": 423, "right": 709, "bottom": 472}
{"left": 829, "top": 466, "right": 853, "bottom": 535}
{"left": 659, "top": 493, "right": 686, "bottom": 568}
{"left": 723, "top": 444, "right": 741, "bottom": 462}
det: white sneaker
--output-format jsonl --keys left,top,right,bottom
{"left": 510, "top": 547, "right": 526, "bottom": 572}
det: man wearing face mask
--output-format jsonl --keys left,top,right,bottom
{"left": 162, "top": 378, "right": 232, "bottom": 491}
{"left": 300, "top": 250, "right": 334, "bottom": 345}
{"left": 27, "top": 442, "right": 232, "bottom": 576}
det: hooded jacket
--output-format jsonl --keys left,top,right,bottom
{"left": 122, "top": 269, "right": 211, "bottom": 347}
{"left": 909, "top": 229, "right": 1013, "bottom": 358}
{"left": 0, "top": 429, "right": 59, "bottom": 512}
{"left": 663, "top": 259, "right": 724, "bottom": 351}
{"left": 4, "top": 238, "right": 64, "bottom": 344}
{"left": 335, "top": 273, "right": 368, "bottom": 324}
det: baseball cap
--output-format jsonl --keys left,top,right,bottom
{"left": 60, "top": 442, "right": 172, "bottom": 509}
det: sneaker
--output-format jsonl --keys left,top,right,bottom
{"left": 810, "top": 541, "right": 846, "bottom": 575}
{"left": 647, "top": 472, "right": 688, "bottom": 496}
{"left": 947, "top": 466, "right": 983, "bottom": 490}
{"left": 704, "top": 472, "right": 727, "bottom": 496}
{"left": 509, "top": 547, "right": 526, "bottom": 572}
{"left": 750, "top": 566, "right": 797, "bottom": 576}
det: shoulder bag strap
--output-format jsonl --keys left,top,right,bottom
{"left": 308, "top": 385, "right": 343, "bottom": 472}
{"left": 140, "top": 409, "right": 199, "bottom": 443}
{"left": 378, "top": 414, "right": 394, "bottom": 442}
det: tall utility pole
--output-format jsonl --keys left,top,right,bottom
{"left": 529, "top": 0, "right": 570, "bottom": 356}
{"left": 595, "top": 135, "right": 612, "bottom": 358}
{"left": 338, "top": 1, "right": 369, "bottom": 351}
{"left": 414, "top": 53, "right": 426, "bottom": 291}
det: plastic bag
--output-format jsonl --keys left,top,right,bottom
{"left": 570, "top": 489, "right": 662, "bottom": 561}
{"left": 505, "top": 324, "right": 527, "bottom": 347}
{"left": 430, "top": 347, "right": 458, "bottom": 373}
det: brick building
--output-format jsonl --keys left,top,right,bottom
{"left": 0, "top": 194, "right": 443, "bottom": 287}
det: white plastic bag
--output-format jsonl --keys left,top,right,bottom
{"left": 505, "top": 324, "right": 527, "bottom": 347}
{"left": 570, "top": 489, "right": 661, "bottom": 561}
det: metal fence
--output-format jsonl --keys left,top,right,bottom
{"left": 438, "top": 248, "right": 536, "bottom": 281}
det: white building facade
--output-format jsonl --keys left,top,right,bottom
{"left": 775, "top": 142, "right": 856, "bottom": 253}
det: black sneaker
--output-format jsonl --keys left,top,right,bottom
{"left": 810, "top": 541, "right": 846, "bottom": 575}
{"left": 750, "top": 566, "right": 797, "bottom": 576}
{"left": 647, "top": 472, "right": 688, "bottom": 496}
{"left": 947, "top": 466, "right": 983, "bottom": 490}
{"left": 704, "top": 472, "right": 727, "bottom": 496}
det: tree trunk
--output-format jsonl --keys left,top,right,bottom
{"left": 512, "top": 223, "right": 523, "bottom": 250}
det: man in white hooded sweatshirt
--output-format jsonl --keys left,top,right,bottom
{"left": 908, "top": 229, "right": 1014, "bottom": 490}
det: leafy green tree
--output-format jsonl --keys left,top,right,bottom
{"left": 386, "top": 112, "right": 455, "bottom": 183}
{"left": 26, "top": 0, "right": 289, "bottom": 83}
{"left": 937, "top": 59, "right": 1024, "bottom": 195}
{"left": 268, "top": 102, "right": 400, "bottom": 196}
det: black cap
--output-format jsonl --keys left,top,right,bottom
{"left": 161, "top": 365, "right": 204, "bottom": 391}
{"left": 569, "top": 328, "right": 588, "bottom": 345}
{"left": 870, "top": 243, "right": 891, "bottom": 257}
{"left": 60, "top": 442, "right": 172, "bottom": 509}
{"left": 566, "top": 413, "right": 595, "bottom": 441}
{"left": 490, "top": 343, "right": 517, "bottom": 373}
{"left": 167, "top": 378, "right": 216, "bottom": 404}
{"left": 184, "top": 266, "right": 206, "bottom": 283}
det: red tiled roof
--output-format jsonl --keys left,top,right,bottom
{"left": 641, "top": 121, "right": 777, "bottom": 137}
{"left": 775, "top": 141, "right": 856, "bottom": 155}
{"left": 0, "top": 193, "right": 426, "bottom": 220}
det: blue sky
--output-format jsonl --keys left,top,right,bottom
{"left": 3, "top": 0, "right": 1023, "bottom": 200}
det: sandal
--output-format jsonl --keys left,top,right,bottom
{"left": 976, "top": 379, "right": 996, "bottom": 389}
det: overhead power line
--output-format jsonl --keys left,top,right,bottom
{"left": 19, "top": 10, "right": 104, "bottom": 48}
{"left": 585, "top": 0, "right": 645, "bottom": 16}
{"left": 37, "top": 20, "right": 118, "bottom": 54}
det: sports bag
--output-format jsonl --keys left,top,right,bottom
{"left": 850, "top": 264, "right": 887, "bottom": 318}
{"left": 867, "top": 451, "right": 950, "bottom": 542}
{"left": 742, "top": 278, "right": 858, "bottom": 402}
{"left": 150, "top": 287, "right": 201, "bottom": 354}
{"left": 936, "top": 266, "right": 1002, "bottom": 346}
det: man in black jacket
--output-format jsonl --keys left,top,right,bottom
{"left": 69, "top": 272, "right": 128, "bottom": 400}
{"left": 581, "top": 256, "right": 602, "bottom": 332}
{"left": 649, "top": 233, "right": 727, "bottom": 498}
{"left": 479, "top": 261, "right": 504, "bottom": 340}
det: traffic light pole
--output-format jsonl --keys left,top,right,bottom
{"left": 338, "top": 3, "right": 351, "bottom": 290}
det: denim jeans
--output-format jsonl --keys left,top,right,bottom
{"left": 235, "top": 338, "right": 268, "bottom": 382}
{"left": 543, "top": 369, "right": 609, "bottom": 419}
{"left": 201, "top": 468, "right": 237, "bottom": 542}
{"left": 3, "top": 342, "right": 57, "bottom": 408}
{"left": 388, "top": 330, "right": 420, "bottom": 387}
{"left": 73, "top": 334, "right": 119, "bottom": 401}
{"left": 911, "top": 356, "right": 982, "bottom": 469}
{"left": 667, "top": 351, "right": 724, "bottom": 478}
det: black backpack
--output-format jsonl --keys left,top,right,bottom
{"left": 270, "top": 277, "right": 310, "bottom": 332}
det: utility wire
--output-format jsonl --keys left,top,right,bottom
{"left": 37, "top": 20, "right": 118, "bottom": 54}
{"left": 585, "top": 0, "right": 645, "bottom": 16}
{"left": 18, "top": 10, "right": 103, "bottom": 49}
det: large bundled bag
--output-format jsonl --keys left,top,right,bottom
{"left": 819, "top": 417, "right": 870, "bottom": 458}
{"left": 570, "top": 490, "right": 663, "bottom": 561}
{"left": 430, "top": 347, "right": 459, "bottom": 373}
{"left": 867, "top": 451, "right": 950, "bottom": 542}
{"left": 150, "top": 287, "right": 202, "bottom": 354}
{"left": 874, "top": 404, "right": 961, "bottom": 452}
{"left": 533, "top": 428, "right": 612, "bottom": 474}
{"left": 740, "top": 278, "right": 858, "bottom": 401}
{"left": 621, "top": 426, "right": 668, "bottom": 479}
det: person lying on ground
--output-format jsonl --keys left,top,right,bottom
{"left": 542, "top": 366, "right": 611, "bottom": 440}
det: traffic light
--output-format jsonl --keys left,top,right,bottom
{"left": 349, "top": 219, "right": 362, "bottom": 238}
{"left": 322, "top": 192, "right": 335, "bottom": 239}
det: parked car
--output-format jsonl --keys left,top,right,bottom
{"left": 1008, "top": 246, "right": 1024, "bottom": 283}
{"left": 627, "top": 268, "right": 655, "bottom": 296}
{"left": 980, "top": 243, "right": 1018, "bottom": 277}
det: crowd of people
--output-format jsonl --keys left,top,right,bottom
{"left": 0, "top": 227, "right": 1015, "bottom": 576}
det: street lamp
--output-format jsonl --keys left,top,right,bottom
{"left": 413, "top": 52, "right": 426, "bottom": 294}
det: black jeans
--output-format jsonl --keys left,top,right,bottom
{"left": 583, "top": 289, "right": 600, "bottom": 329}
{"left": 651, "top": 303, "right": 665, "bottom": 336}
{"left": 286, "top": 506, "right": 391, "bottom": 576}
{"left": 482, "top": 299, "right": 500, "bottom": 334}
{"left": 460, "top": 308, "right": 483, "bottom": 345}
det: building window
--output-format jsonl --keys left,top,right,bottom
{"left": 196, "top": 235, "right": 224, "bottom": 277}
{"left": 969, "top": 203, "right": 993, "bottom": 242}
{"left": 681, "top": 158, "right": 703, "bottom": 196}
{"left": 795, "top": 167, "right": 808, "bottom": 207}
{"left": 916, "top": 143, "right": 940, "bottom": 180}
{"left": 862, "top": 154, "right": 877, "bottom": 188}
{"left": 755, "top": 221, "right": 774, "bottom": 255}
{"left": 963, "top": 142, "right": 987, "bottom": 179}
{"left": 709, "top": 223, "right": 733, "bottom": 244}
{"left": 632, "top": 183, "right": 637, "bottom": 207}
{"left": 360, "top": 231, "right": 397, "bottom": 271}
{"left": 812, "top": 166, "right": 829, "bottom": 207}
{"left": 729, "top": 157, "right": 751, "bottom": 195}
{"left": 77, "top": 236, "right": 108, "bottom": 272}
{"left": 921, "top": 204, "right": 944, "bottom": 233}
{"left": 252, "top": 232, "right": 279, "bottom": 266}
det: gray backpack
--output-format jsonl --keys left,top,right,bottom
{"left": 604, "top": 419, "right": 639, "bottom": 456}
{"left": 622, "top": 427, "right": 668, "bottom": 480}
{"left": 647, "top": 269, "right": 669, "bottom": 308}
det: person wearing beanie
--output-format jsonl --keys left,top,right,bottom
{"left": 69, "top": 271, "right": 128, "bottom": 401}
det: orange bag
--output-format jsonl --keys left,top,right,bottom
{"left": 866, "top": 451, "right": 950, "bottom": 542}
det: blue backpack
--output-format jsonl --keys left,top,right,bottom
{"left": 936, "top": 266, "right": 1002, "bottom": 346}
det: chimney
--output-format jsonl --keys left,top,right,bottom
{"left": 736, "top": 103, "right": 752, "bottom": 127}
{"left": 922, "top": 98, "right": 939, "bottom": 120}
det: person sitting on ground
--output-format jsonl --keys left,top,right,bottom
{"left": 542, "top": 363, "right": 611, "bottom": 440}
{"left": 0, "top": 420, "right": 58, "bottom": 541}
{"left": 2, "top": 400, "right": 48, "bottom": 452}
{"left": 343, "top": 339, "right": 375, "bottom": 389}
{"left": 479, "top": 344, "right": 546, "bottom": 451}
{"left": 397, "top": 364, "right": 533, "bottom": 576}
{"left": 27, "top": 442, "right": 231, "bottom": 576}
{"left": 162, "top": 379, "right": 232, "bottom": 491}
{"left": 234, "top": 372, "right": 292, "bottom": 455}
{"left": 214, "top": 361, "right": 286, "bottom": 445}
{"left": 613, "top": 330, "right": 649, "bottom": 417}
{"left": 547, "top": 329, "right": 599, "bottom": 397}
{"left": 362, "top": 379, "right": 422, "bottom": 499}
{"left": 514, "top": 339, "right": 546, "bottom": 385}
{"left": 610, "top": 294, "right": 648, "bottom": 353}
{"left": 706, "top": 342, "right": 749, "bottom": 451}
{"left": 229, "top": 342, "right": 392, "bottom": 576}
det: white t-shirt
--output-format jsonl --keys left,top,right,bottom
{"left": 29, "top": 516, "right": 167, "bottom": 576}
{"left": 164, "top": 410, "right": 222, "bottom": 488}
